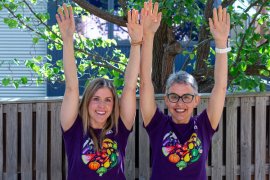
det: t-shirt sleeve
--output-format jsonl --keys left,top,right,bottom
{"left": 117, "top": 117, "right": 132, "bottom": 150}
{"left": 62, "top": 115, "right": 83, "bottom": 157}
{"left": 197, "top": 109, "right": 218, "bottom": 140}
{"left": 62, "top": 115, "right": 82, "bottom": 137}
{"left": 118, "top": 117, "right": 132, "bottom": 134}
{"left": 144, "top": 107, "right": 167, "bottom": 135}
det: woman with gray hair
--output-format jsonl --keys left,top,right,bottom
{"left": 140, "top": 1, "right": 230, "bottom": 179}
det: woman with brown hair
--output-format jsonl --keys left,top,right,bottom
{"left": 56, "top": 3, "right": 142, "bottom": 179}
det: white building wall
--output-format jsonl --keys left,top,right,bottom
{"left": 0, "top": 1, "right": 47, "bottom": 98}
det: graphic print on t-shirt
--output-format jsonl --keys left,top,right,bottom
{"left": 81, "top": 137, "right": 119, "bottom": 176}
{"left": 162, "top": 131, "right": 203, "bottom": 170}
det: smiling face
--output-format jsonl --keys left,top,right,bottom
{"left": 165, "top": 83, "right": 200, "bottom": 124}
{"left": 88, "top": 87, "right": 114, "bottom": 129}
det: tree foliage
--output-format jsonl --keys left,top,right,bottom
{"left": 0, "top": 0, "right": 269, "bottom": 93}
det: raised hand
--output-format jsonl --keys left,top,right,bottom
{"left": 209, "top": 6, "right": 230, "bottom": 48}
{"left": 56, "top": 3, "right": 75, "bottom": 41}
{"left": 126, "top": 9, "right": 143, "bottom": 43}
{"left": 141, "top": 0, "right": 162, "bottom": 36}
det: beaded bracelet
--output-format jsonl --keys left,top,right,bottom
{"left": 215, "top": 47, "right": 231, "bottom": 53}
{"left": 130, "top": 40, "right": 143, "bottom": 46}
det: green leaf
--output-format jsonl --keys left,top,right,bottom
{"left": 36, "top": 77, "right": 43, "bottom": 86}
{"left": 53, "top": 67, "right": 59, "bottom": 74}
{"left": 173, "top": 15, "right": 181, "bottom": 23}
{"left": 25, "top": 60, "right": 34, "bottom": 68}
{"left": 21, "top": 76, "right": 28, "bottom": 84}
{"left": 56, "top": 60, "right": 63, "bottom": 68}
{"left": 34, "top": 56, "right": 43, "bottom": 63}
{"left": 48, "top": 43, "right": 54, "bottom": 50}
{"left": 259, "top": 83, "right": 266, "bottom": 91}
{"left": 2, "top": 78, "right": 11, "bottom": 86}
{"left": 259, "top": 69, "right": 270, "bottom": 77}
{"left": 266, "top": 60, "right": 270, "bottom": 70}
{"left": 55, "top": 43, "right": 62, "bottom": 50}
{"left": 32, "top": 37, "right": 39, "bottom": 44}
{"left": 113, "top": 78, "right": 123, "bottom": 88}
{"left": 229, "top": 67, "right": 238, "bottom": 77}
{"left": 4, "top": 18, "right": 18, "bottom": 28}
{"left": 12, "top": 80, "right": 19, "bottom": 89}
{"left": 257, "top": 18, "right": 264, "bottom": 25}
{"left": 189, "top": 53, "right": 194, "bottom": 60}
{"left": 46, "top": 55, "right": 52, "bottom": 61}
{"left": 240, "top": 79, "right": 249, "bottom": 89}
{"left": 239, "top": 61, "right": 247, "bottom": 71}
{"left": 15, "top": 13, "right": 23, "bottom": 19}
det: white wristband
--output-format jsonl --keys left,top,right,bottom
{"left": 215, "top": 47, "right": 231, "bottom": 53}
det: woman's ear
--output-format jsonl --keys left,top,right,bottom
{"left": 194, "top": 95, "right": 201, "bottom": 107}
{"left": 164, "top": 95, "right": 169, "bottom": 105}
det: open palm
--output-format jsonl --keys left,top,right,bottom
{"left": 142, "top": 0, "right": 162, "bottom": 35}
{"left": 56, "top": 3, "right": 75, "bottom": 40}
{"left": 126, "top": 9, "right": 143, "bottom": 42}
{"left": 209, "top": 6, "right": 230, "bottom": 46}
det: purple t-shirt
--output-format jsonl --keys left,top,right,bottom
{"left": 63, "top": 115, "right": 131, "bottom": 180}
{"left": 145, "top": 108, "right": 217, "bottom": 180}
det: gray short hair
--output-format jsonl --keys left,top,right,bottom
{"left": 165, "top": 71, "right": 198, "bottom": 94}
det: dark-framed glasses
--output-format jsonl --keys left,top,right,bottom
{"left": 167, "top": 93, "right": 195, "bottom": 103}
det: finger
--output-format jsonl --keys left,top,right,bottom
{"left": 208, "top": 18, "right": 214, "bottom": 32}
{"left": 132, "top": 9, "right": 137, "bottom": 24}
{"left": 140, "top": 13, "right": 144, "bottom": 25}
{"left": 68, "top": 5, "right": 74, "bottom": 23}
{"left": 218, "top": 6, "right": 222, "bottom": 22}
{"left": 132, "top": 9, "right": 136, "bottom": 24}
{"left": 136, "top": 10, "right": 139, "bottom": 24}
{"left": 126, "top": 23, "right": 131, "bottom": 33}
{"left": 153, "top": 2, "right": 159, "bottom": 16}
{"left": 157, "top": 12, "right": 162, "bottom": 23}
{"left": 134, "top": 10, "right": 138, "bottom": 24}
{"left": 222, "top": 8, "right": 227, "bottom": 23}
{"left": 226, "top": 13, "right": 230, "bottom": 31}
{"left": 148, "top": 0, "right": 153, "bottom": 15}
{"left": 144, "top": 2, "right": 149, "bottom": 16}
{"left": 128, "top": 10, "right": 132, "bottom": 23}
{"left": 141, "top": 8, "right": 145, "bottom": 18}
{"left": 63, "top": 3, "right": 69, "bottom": 20}
{"left": 212, "top": 8, "right": 218, "bottom": 25}
{"left": 57, "top": 6, "right": 64, "bottom": 21}
{"left": 56, "top": 14, "right": 61, "bottom": 24}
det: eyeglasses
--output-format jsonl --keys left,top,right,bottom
{"left": 167, "top": 93, "right": 195, "bottom": 103}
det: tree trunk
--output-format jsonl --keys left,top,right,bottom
{"left": 152, "top": 22, "right": 168, "bottom": 93}
{"left": 152, "top": 23, "right": 182, "bottom": 93}
{"left": 195, "top": 0, "right": 215, "bottom": 93}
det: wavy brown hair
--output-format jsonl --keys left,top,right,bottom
{"left": 79, "top": 78, "right": 119, "bottom": 151}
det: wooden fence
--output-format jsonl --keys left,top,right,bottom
{"left": 0, "top": 93, "right": 269, "bottom": 180}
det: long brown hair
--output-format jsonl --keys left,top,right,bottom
{"left": 79, "top": 78, "right": 119, "bottom": 151}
